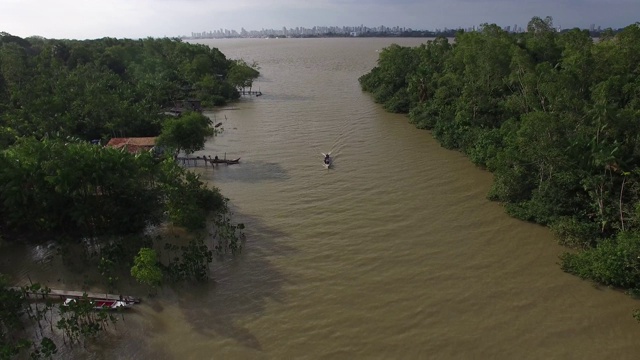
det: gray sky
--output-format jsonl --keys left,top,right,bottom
{"left": 1, "top": 0, "right": 638, "bottom": 39}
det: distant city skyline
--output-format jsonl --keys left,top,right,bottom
{"left": 0, "top": 0, "right": 638, "bottom": 40}
{"left": 183, "top": 22, "right": 613, "bottom": 40}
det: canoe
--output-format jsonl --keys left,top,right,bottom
{"left": 63, "top": 298, "right": 134, "bottom": 310}
{"left": 322, "top": 152, "right": 332, "bottom": 169}
{"left": 209, "top": 157, "right": 241, "bottom": 165}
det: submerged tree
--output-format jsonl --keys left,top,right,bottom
{"left": 131, "top": 248, "right": 163, "bottom": 293}
{"left": 156, "top": 112, "right": 214, "bottom": 155}
{"left": 226, "top": 59, "right": 260, "bottom": 94}
{"left": 0, "top": 276, "right": 58, "bottom": 359}
{"left": 56, "top": 295, "right": 118, "bottom": 347}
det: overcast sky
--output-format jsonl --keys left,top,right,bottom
{"left": 1, "top": 0, "right": 638, "bottom": 40}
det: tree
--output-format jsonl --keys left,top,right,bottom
{"left": 131, "top": 248, "right": 163, "bottom": 292}
{"left": 359, "top": 43, "right": 420, "bottom": 112}
{"left": 164, "top": 237, "right": 214, "bottom": 282}
{"left": 156, "top": 112, "right": 213, "bottom": 154}
{"left": 195, "top": 74, "right": 237, "bottom": 107}
{"left": 0, "top": 34, "right": 259, "bottom": 143}
{"left": 0, "top": 137, "right": 163, "bottom": 237}
{"left": 157, "top": 159, "right": 225, "bottom": 230}
{"left": 56, "top": 294, "right": 117, "bottom": 346}
{"left": 561, "top": 231, "right": 640, "bottom": 289}
{"left": 226, "top": 59, "right": 260, "bottom": 93}
{"left": 0, "top": 276, "right": 59, "bottom": 359}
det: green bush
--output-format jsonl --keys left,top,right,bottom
{"left": 560, "top": 231, "right": 640, "bottom": 290}
{"left": 551, "top": 217, "right": 600, "bottom": 249}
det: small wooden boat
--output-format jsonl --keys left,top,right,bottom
{"left": 322, "top": 153, "right": 332, "bottom": 169}
{"left": 64, "top": 298, "right": 135, "bottom": 310}
{"left": 208, "top": 157, "right": 241, "bottom": 165}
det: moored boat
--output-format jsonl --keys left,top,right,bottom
{"left": 208, "top": 157, "right": 241, "bottom": 165}
{"left": 63, "top": 298, "right": 135, "bottom": 310}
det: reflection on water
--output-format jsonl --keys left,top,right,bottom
{"left": 207, "top": 161, "right": 290, "bottom": 183}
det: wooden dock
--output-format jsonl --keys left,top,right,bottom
{"left": 176, "top": 156, "right": 210, "bottom": 167}
{"left": 12, "top": 287, "right": 141, "bottom": 303}
{"left": 175, "top": 155, "right": 240, "bottom": 167}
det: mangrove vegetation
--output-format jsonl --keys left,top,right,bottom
{"left": 359, "top": 17, "right": 640, "bottom": 309}
{"left": 0, "top": 33, "right": 256, "bottom": 357}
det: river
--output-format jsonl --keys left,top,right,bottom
{"left": 4, "top": 37, "right": 640, "bottom": 359}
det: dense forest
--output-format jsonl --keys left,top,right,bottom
{"left": 0, "top": 33, "right": 257, "bottom": 357}
{"left": 359, "top": 17, "right": 640, "bottom": 310}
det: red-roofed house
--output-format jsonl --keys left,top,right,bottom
{"left": 106, "top": 137, "right": 157, "bottom": 154}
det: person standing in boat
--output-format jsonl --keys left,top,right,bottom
{"left": 324, "top": 153, "right": 330, "bottom": 164}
